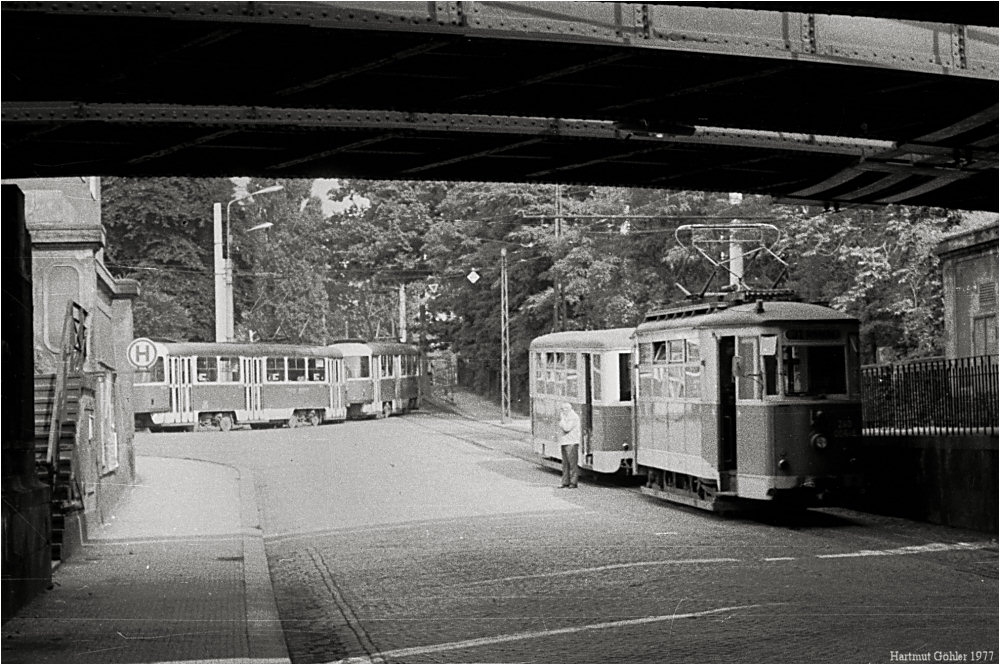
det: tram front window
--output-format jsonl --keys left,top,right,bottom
{"left": 783, "top": 345, "right": 847, "bottom": 396}
{"left": 344, "top": 357, "right": 370, "bottom": 379}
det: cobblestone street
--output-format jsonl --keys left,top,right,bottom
{"left": 135, "top": 407, "right": 999, "bottom": 664}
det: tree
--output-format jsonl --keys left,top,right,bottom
{"left": 102, "top": 177, "right": 234, "bottom": 341}
{"left": 234, "top": 179, "right": 331, "bottom": 343}
{"left": 781, "top": 205, "right": 967, "bottom": 362}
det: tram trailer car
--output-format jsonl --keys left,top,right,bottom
{"left": 530, "top": 329, "right": 638, "bottom": 476}
{"left": 634, "top": 296, "right": 863, "bottom": 510}
{"left": 132, "top": 342, "right": 348, "bottom": 431}
{"left": 327, "top": 340, "right": 422, "bottom": 419}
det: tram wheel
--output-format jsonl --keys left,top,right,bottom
{"left": 219, "top": 415, "right": 233, "bottom": 432}
{"left": 308, "top": 411, "right": 321, "bottom": 427}
{"left": 287, "top": 414, "right": 299, "bottom": 429}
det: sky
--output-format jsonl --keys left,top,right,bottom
{"left": 233, "top": 177, "right": 369, "bottom": 217}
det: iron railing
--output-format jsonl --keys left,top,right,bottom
{"left": 862, "top": 355, "right": 998, "bottom": 436}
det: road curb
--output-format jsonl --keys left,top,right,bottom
{"left": 238, "top": 465, "right": 292, "bottom": 663}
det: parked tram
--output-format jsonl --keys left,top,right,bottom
{"left": 530, "top": 329, "right": 637, "bottom": 476}
{"left": 132, "top": 342, "right": 348, "bottom": 431}
{"left": 635, "top": 291, "right": 862, "bottom": 509}
{"left": 528, "top": 290, "right": 863, "bottom": 510}
{"left": 327, "top": 340, "right": 422, "bottom": 419}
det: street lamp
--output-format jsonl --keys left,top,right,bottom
{"left": 214, "top": 185, "right": 284, "bottom": 342}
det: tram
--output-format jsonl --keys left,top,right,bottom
{"left": 530, "top": 329, "right": 637, "bottom": 476}
{"left": 132, "top": 341, "right": 348, "bottom": 431}
{"left": 327, "top": 340, "right": 422, "bottom": 419}
{"left": 635, "top": 290, "right": 862, "bottom": 509}
{"left": 527, "top": 291, "right": 863, "bottom": 509}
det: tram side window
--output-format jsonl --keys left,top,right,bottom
{"left": 591, "top": 354, "right": 601, "bottom": 401}
{"left": 219, "top": 357, "right": 240, "bottom": 383}
{"left": 566, "top": 352, "right": 578, "bottom": 398}
{"left": 619, "top": 353, "right": 633, "bottom": 401}
{"left": 555, "top": 352, "right": 567, "bottom": 396}
{"left": 534, "top": 353, "right": 545, "bottom": 394}
{"left": 737, "top": 339, "right": 759, "bottom": 399}
{"left": 287, "top": 357, "right": 306, "bottom": 382}
{"left": 308, "top": 358, "right": 326, "bottom": 382}
{"left": 135, "top": 357, "right": 166, "bottom": 384}
{"left": 380, "top": 355, "right": 395, "bottom": 378}
{"left": 196, "top": 357, "right": 218, "bottom": 383}
{"left": 684, "top": 340, "right": 701, "bottom": 399}
{"left": 666, "top": 339, "right": 687, "bottom": 398}
{"left": 783, "top": 345, "right": 847, "bottom": 396}
{"left": 266, "top": 357, "right": 286, "bottom": 382}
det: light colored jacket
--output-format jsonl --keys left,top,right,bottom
{"left": 558, "top": 406, "right": 581, "bottom": 446}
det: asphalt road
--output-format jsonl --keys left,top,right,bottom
{"left": 136, "top": 409, "right": 999, "bottom": 664}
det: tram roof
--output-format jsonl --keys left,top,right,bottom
{"left": 367, "top": 341, "right": 420, "bottom": 356}
{"left": 327, "top": 342, "right": 370, "bottom": 357}
{"left": 153, "top": 342, "right": 344, "bottom": 358}
{"left": 327, "top": 341, "right": 420, "bottom": 356}
{"left": 637, "top": 301, "right": 857, "bottom": 334}
{"left": 530, "top": 328, "right": 635, "bottom": 351}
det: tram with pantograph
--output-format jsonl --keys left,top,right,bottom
{"left": 634, "top": 289, "right": 862, "bottom": 510}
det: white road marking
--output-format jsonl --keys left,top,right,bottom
{"left": 459, "top": 558, "right": 740, "bottom": 586}
{"left": 764, "top": 557, "right": 797, "bottom": 562}
{"left": 817, "top": 541, "right": 995, "bottom": 559}
{"left": 331, "top": 604, "right": 761, "bottom": 662}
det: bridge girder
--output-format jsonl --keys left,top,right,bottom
{"left": 2, "top": 2, "right": 997, "bottom": 210}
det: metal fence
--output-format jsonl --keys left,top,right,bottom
{"left": 862, "top": 355, "right": 999, "bottom": 436}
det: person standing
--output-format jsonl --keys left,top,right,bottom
{"left": 558, "top": 401, "right": 581, "bottom": 488}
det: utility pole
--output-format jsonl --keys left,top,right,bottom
{"left": 213, "top": 203, "right": 227, "bottom": 342}
{"left": 729, "top": 193, "right": 745, "bottom": 289}
{"left": 553, "top": 184, "right": 562, "bottom": 332}
{"left": 500, "top": 248, "right": 511, "bottom": 423}
{"left": 398, "top": 283, "right": 407, "bottom": 343}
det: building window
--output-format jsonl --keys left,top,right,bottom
{"left": 979, "top": 281, "right": 998, "bottom": 312}
{"left": 99, "top": 373, "right": 119, "bottom": 474}
{"left": 973, "top": 315, "right": 998, "bottom": 356}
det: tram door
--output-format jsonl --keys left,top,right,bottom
{"left": 581, "top": 353, "right": 593, "bottom": 458}
{"left": 718, "top": 337, "right": 738, "bottom": 490}
{"left": 168, "top": 357, "right": 194, "bottom": 425}
{"left": 327, "top": 358, "right": 343, "bottom": 411}
{"left": 242, "top": 357, "right": 265, "bottom": 420}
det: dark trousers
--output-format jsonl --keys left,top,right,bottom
{"left": 561, "top": 444, "right": 579, "bottom": 487}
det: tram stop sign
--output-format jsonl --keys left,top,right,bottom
{"left": 127, "top": 337, "right": 158, "bottom": 369}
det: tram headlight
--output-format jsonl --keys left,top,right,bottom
{"left": 811, "top": 433, "right": 829, "bottom": 450}
{"left": 622, "top": 442, "right": 631, "bottom": 451}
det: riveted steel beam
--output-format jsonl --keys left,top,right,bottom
{"left": 1, "top": 102, "right": 898, "bottom": 157}
{"left": 2, "top": 2, "right": 996, "bottom": 80}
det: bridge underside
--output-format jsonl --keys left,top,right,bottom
{"left": 2, "top": 2, "right": 997, "bottom": 210}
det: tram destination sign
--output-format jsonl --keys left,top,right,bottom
{"left": 127, "top": 338, "right": 158, "bottom": 369}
